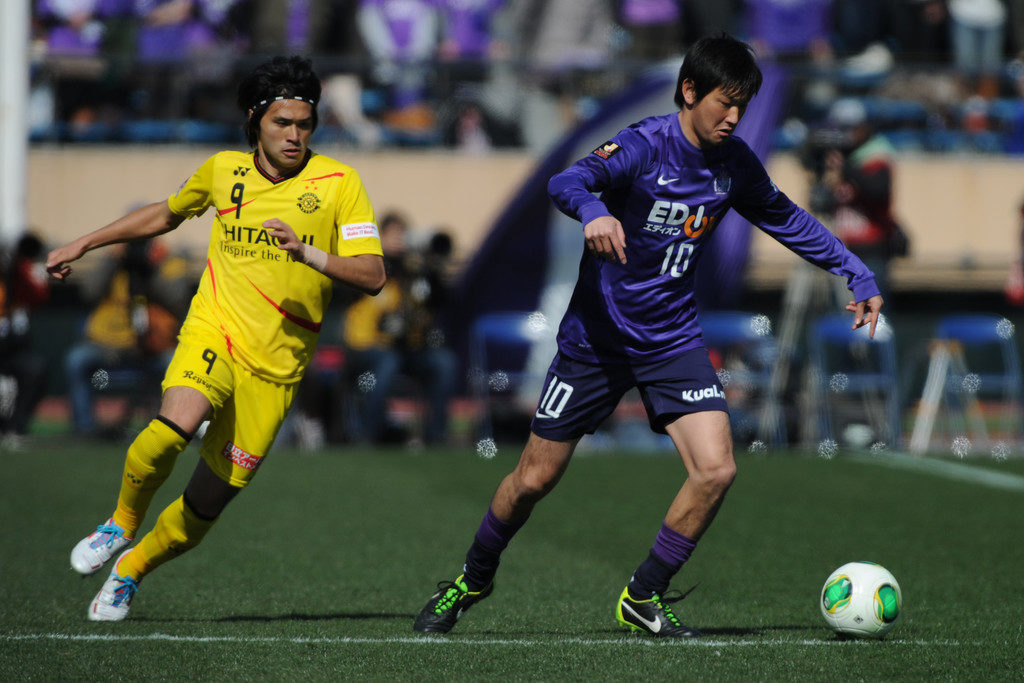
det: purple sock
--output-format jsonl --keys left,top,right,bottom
{"left": 475, "top": 507, "right": 522, "bottom": 552}
{"left": 463, "top": 507, "right": 524, "bottom": 591}
{"left": 651, "top": 523, "right": 697, "bottom": 569}
{"left": 629, "top": 523, "right": 697, "bottom": 597}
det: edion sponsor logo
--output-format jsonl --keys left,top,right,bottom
{"left": 221, "top": 441, "right": 263, "bottom": 471}
{"left": 645, "top": 201, "right": 717, "bottom": 239}
{"left": 681, "top": 386, "right": 725, "bottom": 402}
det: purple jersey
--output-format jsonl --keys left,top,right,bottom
{"left": 547, "top": 113, "right": 879, "bottom": 365}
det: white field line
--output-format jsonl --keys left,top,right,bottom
{"left": 851, "top": 451, "right": 1024, "bottom": 492}
{"left": 0, "top": 633, "right": 970, "bottom": 647}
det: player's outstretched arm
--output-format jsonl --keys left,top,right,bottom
{"left": 266, "top": 218, "right": 386, "bottom": 295}
{"left": 46, "top": 201, "right": 185, "bottom": 280}
{"left": 845, "top": 294, "right": 884, "bottom": 338}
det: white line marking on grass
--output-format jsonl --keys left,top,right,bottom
{"left": 852, "top": 451, "right": 1024, "bottom": 492}
{"left": 0, "top": 633, "right": 969, "bottom": 647}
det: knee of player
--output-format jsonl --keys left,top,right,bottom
{"left": 512, "top": 464, "right": 559, "bottom": 500}
{"left": 691, "top": 456, "right": 736, "bottom": 491}
{"left": 708, "top": 458, "right": 737, "bottom": 490}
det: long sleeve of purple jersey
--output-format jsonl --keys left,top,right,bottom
{"left": 732, "top": 145, "right": 880, "bottom": 302}
{"left": 548, "top": 127, "right": 654, "bottom": 228}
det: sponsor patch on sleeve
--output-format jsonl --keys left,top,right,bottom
{"left": 341, "top": 222, "right": 379, "bottom": 240}
{"left": 592, "top": 141, "right": 622, "bottom": 160}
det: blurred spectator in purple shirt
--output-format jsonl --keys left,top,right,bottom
{"left": 35, "top": 0, "right": 129, "bottom": 57}
{"left": 358, "top": 0, "right": 441, "bottom": 123}
{"left": 745, "top": 0, "right": 834, "bottom": 62}
{"left": 617, "top": 0, "right": 683, "bottom": 61}
{"left": 133, "top": 0, "right": 247, "bottom": 64}
{"left": 438, "top": 0, "right": 504, "bottom": 60}
{"left": 127, "top": 0, "right": 249, "bottom": 119}
{"left": 249, "top": 1, "right": 358, "bottom": 54}
{"left": 33, "top": 0, "right": 134, "bottom": 129}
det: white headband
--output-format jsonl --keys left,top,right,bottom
{"left": 253, "top": 95, "right": 317, "bottom": 109}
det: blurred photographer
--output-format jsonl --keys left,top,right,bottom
{"left": 341, "top": 211, "right": 457, "bottom": 445}
{"left": 64, "top": 237, "right": 190, "bottom": 437}
{"left": 0, "top": 233, "right": 50, "bottom": 449}
{"left": 806, "top": 98, "right": 908, "bottom": 301}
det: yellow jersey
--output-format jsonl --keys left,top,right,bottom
{"left": 168, "top": 150, "right": 382, "bottom": 382}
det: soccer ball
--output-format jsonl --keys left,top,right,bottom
{"left": 820, "top": 561, "right": 902, "bottom": 639}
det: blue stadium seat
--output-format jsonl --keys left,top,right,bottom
{"left": 66, "top": 121, "right": 117, "bottom": 142}
{"left": 121, "top": 119, "right": 177, "bottom": 143}
{"left": 808, "top": 314, "right": 900, "bottom": 447}
{"left": 468, "top": 311, "right": 545, "bottom": 440}
{"left": 862, "top": 98, "right": 928, "bottom": 127}
{"left": 934, "top": 314, "right": 1022, "bottom": 441}
{"left": 883, "top": 129, "right": 924, "bottom": 151}
{"left": 177, "top": 120, "right": 234, "bottom": 143}
{"left": 699, "top": 310, "right": 785, "bottom": 445}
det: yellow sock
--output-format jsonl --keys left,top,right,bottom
{"left": 118, "top": 495, "right": 216, "bottom": 581}
{"left": 112, "top": 418, "right": 189, "bottom": 537}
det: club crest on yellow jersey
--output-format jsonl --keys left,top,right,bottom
{"left": 297, "top": 192, "right": 322, "bottom": 214}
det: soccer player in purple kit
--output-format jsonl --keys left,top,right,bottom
{"left": 413, "top": 34, "right": 884, "bottom": 638}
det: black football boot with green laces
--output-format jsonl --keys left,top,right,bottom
{"left": 615, "top": 585, "right": 700, "bottom": 638}
{"left": 413, "top": 574, "right": 494, "bottom": 634}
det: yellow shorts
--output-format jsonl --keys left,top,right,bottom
{"left": 162, "top": 318, "right": 298, "bottom": 488}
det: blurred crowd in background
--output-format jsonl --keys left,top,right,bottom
{"left": 28, "top": 0, "right": 1024, "bottom": 153}
{"left": 0, "top": 213, "right": 460, "bottom": 448}
{"left": 12, "top": 0, "right": 1024, "bottom": 452}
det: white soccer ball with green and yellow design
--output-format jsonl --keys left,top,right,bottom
{"left": 820, "top": 561, "right": 902, "bottom": 639}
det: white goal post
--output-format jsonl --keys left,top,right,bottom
{"left": 0, "top": 1, "right": 29, "bottom": 246}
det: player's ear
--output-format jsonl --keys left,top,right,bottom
{"left": 681, "top": 79, "right": 697, "bottom": 108}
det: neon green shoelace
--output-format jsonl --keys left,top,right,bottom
{"left": 433, "top": 583, "right": 464, "bottom": 615}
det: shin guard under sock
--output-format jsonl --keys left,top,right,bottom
{"left": 112, "top": 417, "right": 189, "bottom": 537}
{"left": 463, "top": 507, "right": 524, "bottom": 591}
{"left": 629, "top": 523, "right": 698, "bottom": 597}
{"left": 118, "top": 495, "right": 216, "bottom": 581}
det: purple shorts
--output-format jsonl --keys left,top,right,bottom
{"left": 529, "top": 347, "right": 729, "bottom": 441}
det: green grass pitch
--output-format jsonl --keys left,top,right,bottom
{"left": 2, "top": 439, "right": 1023, "bottom": 679}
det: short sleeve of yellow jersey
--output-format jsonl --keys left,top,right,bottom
{"left": 167, "top": 155, "right": 216, "bottom": 218}
{"left": 333, "top": 168, "right": 382, "bottom": 257}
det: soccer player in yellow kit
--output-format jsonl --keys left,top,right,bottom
{"left": 46, "top": 56, "right": 386, "bottom": 621}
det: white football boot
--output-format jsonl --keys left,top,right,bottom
{"left": 88, "top": 550, "right": 139, "bottom": 621}
{"left": 70, "top": 518, "right": 132, "bottom": 575}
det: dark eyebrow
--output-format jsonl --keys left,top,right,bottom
{"left": 272, "top": 116, "right": 313, "bottom": 125}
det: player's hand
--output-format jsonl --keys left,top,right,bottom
{"left": 845, "top": 294, "right": 884, "bottom": 338}
{"left": 583, "top": 216, "right": 627, "bottom": 264}
{"left": 265, "top": 219, "right": 303, "bottom": 260}
{"left": 45, "top": 240, "right": 87, "bottom": 280}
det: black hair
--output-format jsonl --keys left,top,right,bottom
{"left": 674, "top": 34, "right": 763, "bottom": 110}
{"left": 15, "top": 233, "right": 43, "bottom": 260}
{"left": 237, "top": 56, "right": 321, "bottom": 148}
{"left": 379, "top": 211, "right": 409, "bottom": 232}
{"left": 428, "top": 231, "right": 453, "bottom": 258}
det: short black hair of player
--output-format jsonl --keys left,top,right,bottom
{"left": 674, "top": 34, "right": 762, "bottom": 110}
{"left": 237, "top": 56, "right": 321, "bottom": 148}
